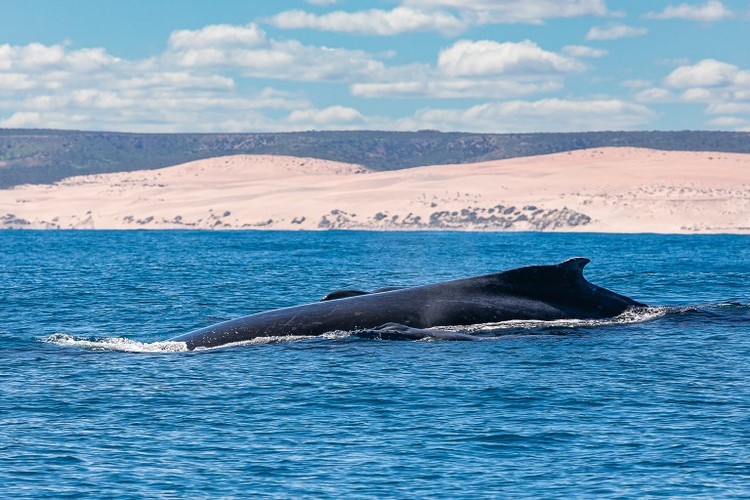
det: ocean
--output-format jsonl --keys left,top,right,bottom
{"left": 2, "top": 230, "right": 749, "bottom": 498}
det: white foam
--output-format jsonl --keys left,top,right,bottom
{"left": 41, "top": 333, "right": 188, "bottom": 353}
{"left": 443, "top": 306, "right": 674, "bottom": 334}
{"left": 192, "top": 334, "right": 316, "bottom": 350}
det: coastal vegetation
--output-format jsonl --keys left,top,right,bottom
{"left": 1, "top": 128, "right": 749, "bottom": 188}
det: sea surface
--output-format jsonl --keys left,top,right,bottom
{"left": 2, "top": 230, "right": 749, "bottom": 498}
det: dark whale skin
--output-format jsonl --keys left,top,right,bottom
{"left": 168, "top": 258, "right": 645, "bottom": 349}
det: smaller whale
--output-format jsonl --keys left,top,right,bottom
{"left": 168, "top": 258, "right": 646, "bottom": 349}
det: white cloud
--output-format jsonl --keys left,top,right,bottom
{"left": 664, "top": 59, "right": 739, "bottom": 88}
{"left": 707, "top": 102, "right": 750, "bottom": 114}
{"left": 165, "top": 23, "right": 391, "bottom": 83}
{"left": 645, "top": 1, "right": 731, "bottom": 21}
{"left": 305, "top": 0, "right": 338, "bottom": 5}
{"left": 403, "top": 0, "right": 609, "bottom": 24}
{"left": 635, "top": 87, "right": 673, "bottom": 102}
{"left": 396, "top": 98, "right": 656, "bottom": 132}
{"left": 586, "top": 23, "right": 647, "bottom": 41}
{"left": 0, "top": 39, "right": 316, "bottom": 133}
{"left": 268, "top": 0, "right": 609, "bottom": 36}
{"left": 351, "top": 79, "right": 561, "bottom": 99}
{"left": 708, "top": 116, "right": 748, "bottom": 128}
{"left": 647, "top": 59, "right": 750, "bottom": 127}
{"left": 168, "top": 23, "right": 266, "bottom": 50}
{"left": 267, "top": 7, "right": 465, "bottom": 36}
{"left": 561, "top": 45, "right": 608, "bottom": 58}
{"left": 288, "top": 105, "right": 364, "bottom": 127}
{"left": 348, "top": 39, "right": 579, "bottom": 99}
{"left": 707, "top": 115, "right": 750, "bottom": 131}
{"left": 0, "top": 73, "right": 37, "bottom": 91}
{"left": 0, "top": 43, "right": 119, "bottom": 71}
{"left": 437, "top": 39, "right": 584, "bottom": 77}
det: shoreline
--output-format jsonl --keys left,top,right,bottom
{"left": 2, "top": 147, "right": 749, "bottom": 234}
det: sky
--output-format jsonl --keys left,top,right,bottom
{"left": 0, "top": 0, "right": 748, "bottom": 133}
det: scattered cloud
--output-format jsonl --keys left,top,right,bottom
{"left": 164, "top": 23, "right": 393, "bottom": 83}
{"left": 350, "top": 39, "right": 582, "bottom": 99}
{"left": 351, "top": 79, "right": 562, "bottom": 99}
{"left": 267, "top": 0, "right": 610, "bottom": 36}
{"left": 288, "top": 105, "right": 364, "bottom": 127}
{"left": 644, "top": 1, "right": 731, "bottom": 21}
{"left": 0, "top": 39, "right": 321, "bottom": 132}
{"left": 437, "top": 39, "right": 584, "bottom": 77}
{"left": 561, "top": 45, "right": 608, "bottom": 58}
{"left": 395, "top": 98, "right": 657, "bottom": 132}
{"left": 402, "top": 0, "right": 609, "bottom": 25}
{"left": 708, "top": 116, "right": 748, "bottom": 128}
{"left": 586, "top": 23, "right": 647, "bottom": 41}
{"left": 632, "top": 59, "right": 750, "bottom": 129}
{"left": 168, "top": 23, "right": 266, "bottom": 50}
{"left": 664, "top": 58, "right": 739, "bottom": 88}
{"left": 267, "top": 7, "right": 465, "bottom": 36}
{"left": 0, "top": 9, "right": 676, "bottom": 133}
{"left": 707, "top": 102, "right": 750, "bottom": 115}
{"left": 634, "top": 87, "right": 674, "bottom": 103}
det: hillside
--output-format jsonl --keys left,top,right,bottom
{"left": 1, "top": 129, "right": 749, "bottom": 188}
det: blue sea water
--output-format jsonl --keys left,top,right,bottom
{"left": 1, "top": 230, "right": 749, "bottom": 498}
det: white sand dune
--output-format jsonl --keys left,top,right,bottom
{"left": 1, "top": 148, "right": 748, "bottom": 233}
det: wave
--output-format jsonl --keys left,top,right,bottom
{"left": 39, "top": 302, "right": 748, "bottom": 352}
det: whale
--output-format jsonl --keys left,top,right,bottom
{"left": 168, "top": 257, "right": 645, "bottom": 350}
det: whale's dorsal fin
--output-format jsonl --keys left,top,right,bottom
{"left": 494, "top": 257, "right": 592, "bottom": 291}
{"left": 558, "top": 257, "right": 590, "bottom": 275}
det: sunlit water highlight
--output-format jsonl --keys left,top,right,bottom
{"left": 2, "top": 231, "right": 749, "bottom": 498}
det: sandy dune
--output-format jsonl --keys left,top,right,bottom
{"left": 1, "top": 148, "right": 748, "bottom": 233}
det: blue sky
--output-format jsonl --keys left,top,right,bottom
{"left": 0, "top": 0, "right": 748, "bottom": 133}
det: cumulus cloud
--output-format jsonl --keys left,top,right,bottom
{"left": 348, "top": 39, "right": 581, "bottom": 100}
{"left": 396, "top": 98, "right": 656, "bottom": 132}
{"left": 664, "top": 59, "right": 739, "bottom": 88}
{"left": 164, "top": 22, "right": 392, "bottom": 82}
{"left": 168, "top": 23, "right": 266, "bottom": 50}
{"left": 635, "top": 59, "right": 750, "bottom": 128}
{"left": 438, "top": 40, "right": 584, "bottom": 77}
{"left": 351, "top": 79, "right": 562, "bottom": 99}
{"left": 0, "top": 38, "right": 320, "bottom": 132}
{"left": 0, "top": 73, "right": 37, "bottom": 91}
{"left": 268, "top": 7, "right": 466, "bottom": 36}
{"left": 288, "top": 105, "right": 365, "bottom": 127}
{"left": 644, "top": 1, "right": 731, "bottom": 21}
{"left": 0, "top": 43, "right": 119, "bottom": 71}
{"left": 708, "top": 116, "right": 748, "bottom": 128}
{"left": 561, "top": 45, "right": 608, "bottom": 58}
{"left": 0, "top": 16, "right": 662, "bottom": 133}
{"left": 586, "top": 23, "right": 647, "bottom": 40}
{"left": 267, "top": 0, "right": 609, "bottom": 36}
{"left": 403, "top": 0, "right": 609, "bottom": 24}
{"left": 635, "top": 87, "right": 674, "bottom": 103}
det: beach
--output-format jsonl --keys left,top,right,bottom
{"left": 1, "top": 147, "right": 748, "bottom": 233}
